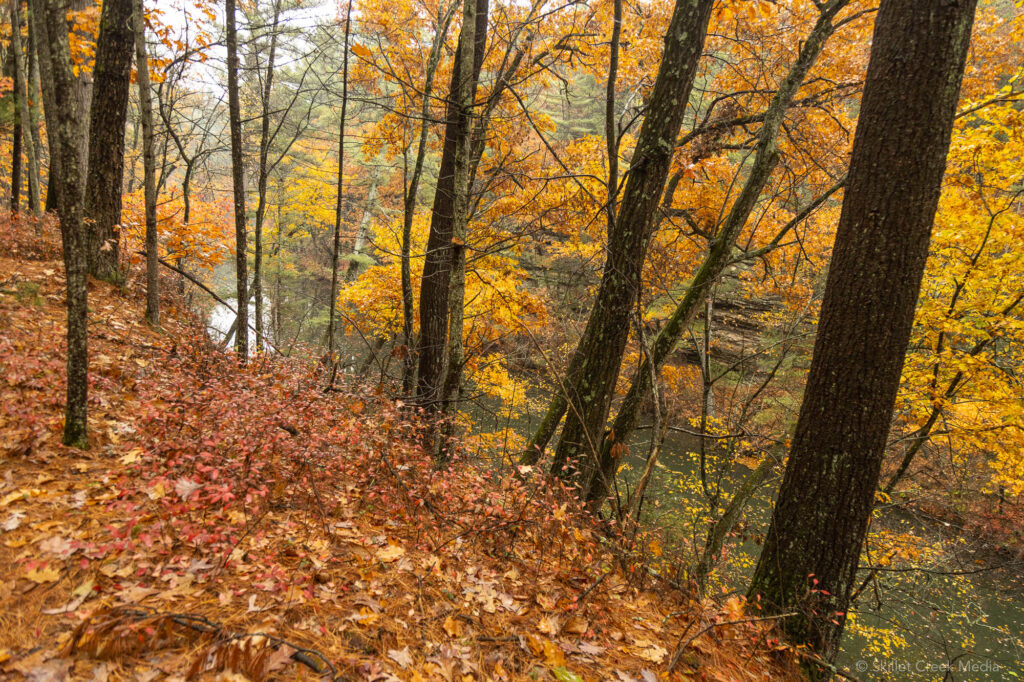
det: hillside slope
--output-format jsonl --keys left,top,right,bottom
{"left": 0, "top": 215, "right": 800, "bottom": 681}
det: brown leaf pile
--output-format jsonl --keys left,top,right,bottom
{"left": 0, "top": 215, "right": 802, "bottom": 680}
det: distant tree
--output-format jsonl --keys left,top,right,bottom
{"left": 84, "top": 0, "right": 134, "bottom": 281}
{"left": 32, "top": 0, "right": 88, "bottom": 447}
{"left": 747, "top": 0, "right": 978, "bottom": 671}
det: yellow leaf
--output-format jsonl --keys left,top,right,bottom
{"left": 376, "top": 544, "right": 405, "bottom": 563}
{"left": 542, "top": 639, "right": 566, "bottom": 667}
{"left": 443, "top": 615, "right": 464, "bottom": 637}
{"left": 26, "top": 564, "right": 61, "bottom": 583}
{"left": 564, "top": 616, "right": 588, "bottom": 635}
{"left": 120, "top": 448, "right": 143, "bottom": 465}
{"left": 351, "top": 43, "right": 373, "bottom": 60}
{"left": 538, "top": 615, "right": 560, "bottom": 635}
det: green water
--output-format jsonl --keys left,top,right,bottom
{"left": 471, "top": 400, "right": 1024, "bottom": 680}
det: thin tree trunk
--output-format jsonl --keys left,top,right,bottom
{"left": 253, "top": 0, "right": 282, "bottom": 353}
{"left": 325, "top": 0, "right": 351, "bottom": 368}
{"left": 84, "top": 0, "right": 133, "bottom": 280}
{"left": 5, "top": 2, "right": 39, "bottom": 215}
{"left": 604, "top": 0, "right": 622, "bottom": 235}
{"left": 28, "top": 0, "right": 59, "bottom": 212}
{"left": 346, "top": 178, "right": 376, "bottom": 280}
{"left": 580, "top": 0, "right": 849, "bottom": 507}
{"left": 34, "top": 0, "right": 87, "bottom": 447}
{"left": 400, "top": 0, "right": 458, "bottom": 395}
{"left": 9, "top": 32, "right": 22, "bottom": 213}
{"left": 69, "top": 0, "right": 91, "bottom": 184}
{"left": 544, "top": 0, "right": 716, "bottom": 485}
{"left": 26, "top": 22, "right": 42, "bottom": 205}
{"left": 747, "top": 0, "right": 977, "bottom": 667}
{"left": 226, "top": 0, "right": 248, "bottom": 359}
{"left": 133, "top": 0, "right": 158, "bottom": 325}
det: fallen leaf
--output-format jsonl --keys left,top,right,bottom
{"left": 25, "top": 564, "right": 61, "bottom": 583}
{"left": 2, "top": 511, "right": 25, "bottom": 531}
{"left": 376, "top": 544, "right": 405, "bottom": 563}
{"left": 538, "top": 615, "right": 560, "bottom": 635}
{"left": 542, "top": 639, "right": 566, "bottom": 667}
{"left": 174, "top": 478, "right": 202, "bottom": 501}
{"left": 564, "top": 616, "right": 588, "bottom": 635}
{"left": 443, "top": 615, "right": 464, "bottom": 637}
{"left": 388, "top": 646, "right": 414, "bottom": 669}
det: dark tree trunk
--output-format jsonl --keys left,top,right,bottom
{"left": 34, "top": 0, "right": 87, "bottom": 447}
{"left": 545, "top": 0, "right": 715, "bottom": 483}
{"left": 414, "top": 0, "right": 488, "bottom": 410}
{"left": 7, "top": 8, "right": 21, "bottom": 213}
{"left": 10, "top": 111, "right": 22, "bottom": 213}
{"left": 133, "top": 0, "right": 157, "bottom": 325}
{"left": 84, "top": 0, "right": 133, "bottom": 281}
{"left": 226, "top": 0, "right": 248, "bottom": 359}
{"left": 747, "top": 0, "right": 977, "bottom": 669}
{"left": 399, "top": 1, "right": 456, "bottom": 395}
{"left": 325, "top": 0, "right": 350, "bottom": 369}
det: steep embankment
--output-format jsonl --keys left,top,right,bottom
{"left": 0, "top": 215, "right": 799, "bottom": 680}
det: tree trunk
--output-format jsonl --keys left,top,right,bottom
{"left": 346, "top": 178, "right": 376, "bottom": 281}
{"left": 579, "top": 0, "right": 849, "bottom": 507}
{"left": 226, "top": 0, "right": 248, "bottom": 359}
{"left": 400, "top": 0, "right": 457, "bottom": 395}
{"left": 415, "top": 0, "right": 488, "bottom": 410}
{"left": 9, "top": 38, "right": 22, "bottom": 214}
{"left": 12, "top": 0, "right": 42, "bottom": 215}
{"left": 27, "top": 0, "right": 59, "bottom": 212}
{"left": 436, "top": 0, "right": 489, "bottom": 461}
{"left": 325, "top": 0, "right": 351, "bottom": 368}
{"left": 545, "top": 0, "right": 715, "bottom": 484}
{"left": 253, "top": 0, "right": 282, "bottom": 354}
{"left": 70, "top": 0, "right": 91, "bottom": 183}
{"left": 34, "top": 0, "right": 87, "bottom": 447}
{"left": 26, "top": 21, "right": 43, "bottom": 204}
{"left": 84, "top": 0, "right": 133, "bottom": 280}
{"left": 133, "top": 0, "right": 157, "bottom": 325}
{"left": 747, "top": 0, "right": 977, "bottom": 668}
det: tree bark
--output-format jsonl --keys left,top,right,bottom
{"left": 746, "top": 0, "right": 977, "bottom": 668}
{"left": 399, "top": 0, "right": 457, "bottom": 395}
{"left": 544, "top": 0, "right": 715, "bottom": 484}
{"left": 436, "top": 0, "right": 489, "bottom": 460}
{"left": 346, "top": 178, "right": 376, "bottom": 280}
{"left": 8, "top": 8, "right": 22, "bottom": 214}
{"left": 133, "top": 0, "right": 158, "bottom": 325}
{"left": 226, "top": 0, "right": 248, "bottom": 359}
{"left": 253, "top": 0, "right": 282, "bottom": 354}
{"left": 84, "top": 0, "right": 133, "bottom": 280}
{"left": 414, "top": 0, "right": 488, "bottom": 410}
{"left": 326, "top": 0, "right": 351, "bottom": 367}
{"left": 579, "top": 0, "right": 849, "bottom": 507}
{"left": 34, "top": 0, "right": 87, "bottom": 447}
{"left": 27, "top": 0, "right": 59, "bottom": 211}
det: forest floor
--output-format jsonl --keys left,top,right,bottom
{"left": 0, "top": 214, "right": 801, "bottom": 681}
